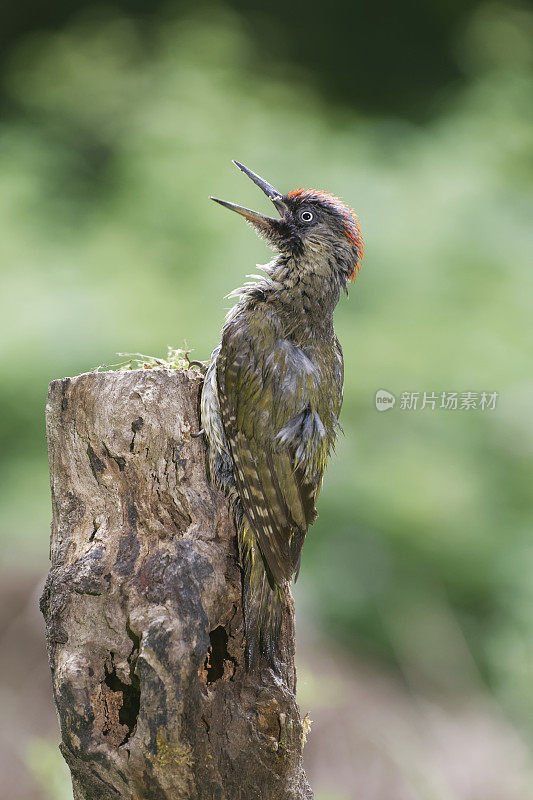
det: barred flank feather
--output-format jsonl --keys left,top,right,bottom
{"left": 239, "top": 522, "right": 284, "bottom": 670}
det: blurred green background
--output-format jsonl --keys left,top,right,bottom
{"left": 1, "top": 1, "right": 532, "bottom": 798}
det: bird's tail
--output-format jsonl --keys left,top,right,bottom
{"left": 239, "top": 523, "right": 284, "bottom": 670}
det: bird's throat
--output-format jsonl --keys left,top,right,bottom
{"left": 268, "top": 255, "right": 340, "bottom": 341}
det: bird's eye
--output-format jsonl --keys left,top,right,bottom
{"left": 299, "top": 210, "right": 314, "bottom": 224}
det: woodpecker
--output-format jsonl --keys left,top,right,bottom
{"left": 201, "top": 161, "right": 363, "bottom": 670}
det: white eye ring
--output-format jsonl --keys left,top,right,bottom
{"left": 300, "top": 210, "right": 314, "bottom": 223}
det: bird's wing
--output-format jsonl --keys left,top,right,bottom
{"left": 216, "top": 310, "right": 322, "bottom": 585}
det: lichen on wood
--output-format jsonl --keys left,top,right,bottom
{"left": 41, "top": 368, "right": 312, "bottom": 800}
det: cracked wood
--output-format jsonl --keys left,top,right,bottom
{"left": 41, "top": 368, "right": 312, "bottom": 800}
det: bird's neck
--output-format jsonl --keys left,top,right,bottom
{"left": 266, "top": 254, "right": 341, "bottom": 341}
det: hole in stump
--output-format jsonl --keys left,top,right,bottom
{"left": 204, "top": 626, "right": 230, "bottom": 684}
{"left": 104, "top": 659, "right": 140, "bottom": 746}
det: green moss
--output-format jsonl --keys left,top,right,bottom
{"left": 93, "top": 346, "right": 203, "bottom": 372}
{"left": 150, "top": 730, "right": 194, "bottom": 773}
{"left": 301, "top": 713, "right": 313, "bottom": 746}
{"left": 276, "top": 716, "right": 294, "bottom": 760}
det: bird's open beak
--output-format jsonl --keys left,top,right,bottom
{"left": 210, "top": 161, "right": 288, "bottom": 225}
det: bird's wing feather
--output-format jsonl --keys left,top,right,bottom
{"left": 216, "top": 309, "right": 323, "bottom": 584}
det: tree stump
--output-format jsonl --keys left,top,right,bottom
{"left": 41, "top": 369, "right": 312, "bottom": 800}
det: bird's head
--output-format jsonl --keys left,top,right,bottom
{"left": 211, "top": 161, "right": 363, "bottom": 285}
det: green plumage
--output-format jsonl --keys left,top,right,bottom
{"left": 201, "top": 163, "right": 362, "bottom": 670}
{"left": 203, "top": 278, "right": 343, "bottom": 669}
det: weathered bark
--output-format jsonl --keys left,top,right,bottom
{"left": 41, "top": 369, "right": 312, "bottom": 800}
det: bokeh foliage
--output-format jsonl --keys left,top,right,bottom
{"left": 0, "top": 0, "right": 493, "bottom": 119}
{"left": 1, "top": 1, "right": 532, "bottom": 736}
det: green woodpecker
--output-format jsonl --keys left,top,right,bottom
{"left": 201, "top": 161, "right": 363, "bottom": 670}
